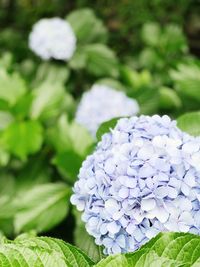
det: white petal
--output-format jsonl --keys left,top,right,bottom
{"left": 116, "top": 234, "right": 126, "bottom": 248}
{"left": 137, "top": 145, "right": 154, "bottom": 160}
{"left": 167, "top": 186, "right": 178, "bottom": 199}
{"left": 112, "top": 243, "right": 122, "bottom": 254}
{"left": 118, "top": 187, "right": 129, "bottom": 199}
{"left": 141, "top": 198, "right": 156, "bottom": 211}
{"left": 107, "top": 221, "right": 121, "bottom": 234}
{"left": 133, "top": 227, "right": 145, "bottom": 242}
{"left": 105, "top": 199, "right": 120, "bottom": 215}
{"left": 126, "top": 223, "right": 136, "bottom": 234}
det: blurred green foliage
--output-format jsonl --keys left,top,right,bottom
{"left": 0, "top": 0, "right": 200, "bottom": 258}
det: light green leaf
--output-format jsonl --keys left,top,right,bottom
{"left": 14, "top": 183, "right": 71, "bottom": 234}
{"left": 0, "top": 69, "right": 27, "bottom": 106}
{"left": 141, "top": 22, "right": 161, "bottom": 46}
{"left": 30, "top": 82, "right": 71, "bottom": 121}
{"left": 177, "top": 112, "right": 200, "bottom": 136}
{"left": 85, "top": 44, "right": 119, "bottom": 77}
{"left": 34, "top": 62, "right": 70, "bottom": 86}
{"left": 2, "top": 120, "right": 43, "bottom": 160}
{"left": 0, "top": 235, "right": 94, "bottom": 267}
{"left": 0, "top": 148, "right": 10, "bottom": 167}
{"left": 121, "top": 66, "right": 152, "bottom": 91}
{"left": 47, "top": 115, "right": 94, "bottom": 157}
{"left": 95, "top": 255, "right": 128, "bottom": 267}
{"left": 69, "top": 47, "right": 88, "bottom": 69}
{"left": 95, "top": 232, "right": 200, "bottom": 267}
{"left": 170, "top": 63, "right": 200, "bottom": 102}
{"left": 96, "top": 117, "right": 119, "bottom": 141}
{"left": 67, "top": 8, "right": 108, "bottom": 44}
{"left": 0, "top": 111, "right": 13, "bottom": 130}
{"left": 159, "top": 87, "right": 182, "bottom": 109}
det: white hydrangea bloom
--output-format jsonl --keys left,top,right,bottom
{"left": 75, "top": 84, "right": 139, "bottom": 136}
{"left": 29, "top": 18, "right": 76, "bottom": 60}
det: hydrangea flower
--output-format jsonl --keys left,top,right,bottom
{"left": 71, "top": 115, "right": 200, "bottom": 254}
{"left": 75, "top": 84, "right": 139, "bottom": 136}
{"left": 29, "top": 18, "right": 76, "bottom": 60}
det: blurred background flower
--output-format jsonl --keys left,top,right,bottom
{"left": 29, "top": 18, "right": 76, "bottom": 60}
{"left": 75, "top": 84, "right": 139, "bottom": 136}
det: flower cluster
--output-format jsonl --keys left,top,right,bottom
{"left": 75, "top": 84, "right": 139, "bottom": 136}
{"left": 71, "top": 115, "right": 200, "bottom": 254}
{"left": 29, "top": 18, "right": 76, "bottom": 60}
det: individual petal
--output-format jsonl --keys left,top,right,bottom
{"left": 137, "top": 145, "right": 154, "bottom": 160}
{"left": 141, "top": 198, "right": 156, "bottom": 211}
{"left": 126, "top": 222, "right": 137, "bottom": 234}
{"left": 104, "top": 159, "right": 116, "bottom": 175}
{"left": 111, "top": 243, "right": 122, "bottom": 254}
{"left": 133, "top": 227, "right": 145, "bottom": 242}
{"left": 104, "top": 199, "right": 120, "bottom": 215}
{"left": 116, "top": 234, "right": 126, "bottom": 248}
{"left": 118, "top": 187, "right": 129, "bottom": 199}
{"left": 107, "top": 221, "right": 121, "bottom": 234}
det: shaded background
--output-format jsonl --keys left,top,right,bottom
{"left": 0, "top": 0, "right": 199, "bottom": 59}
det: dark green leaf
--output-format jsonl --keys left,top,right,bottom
{"left": 53, "top": 150, "right": 83, "bottom": 183}
{"left": 96, "top": 118, "right": 119, "bottom": 141}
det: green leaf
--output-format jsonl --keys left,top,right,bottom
{"left": 0, "top": 235, "right": 94, "bottom": 267}
{"left": 47, "top": 115, "right": 94, "bottom": 157}
{"left": 177, "top": 112, "right": 200, "bottom": 136}
{"left": 170, "top": 63, "right": 200, "bottom": 102}
{"left": 95, "top": 232, "right": 200, "bottom": 267}
{"left": 0, "top": 148, "right": 10, "bottom": 167}
{"left": 11, "top": 93, "right": 33, "bottom": 119}
{"left": 0, "top": 111, "right": 13, "bottom": 130}
{"left": 159, "top": 87, "right": 182, "bottom": 110}
{"left": 95, "top": 255, "right": 128, "bottom": 267}
{"left": 85, "top": 44, "right": 119, "bottom": 77}
{"left": 141, "top": 22, "right": 161, "bottom": 46}
{"left": 0, "top": 174, "right": 16, "bottom": 236}
{"left": 15, "top": 156, "right": 51, "bottom": 192}
{"left": 14, "top": 183, "right": 71, "bottom": 234}
{"left": 133, "top": 87, "right": 159, "bottom": 115}
{"left": 95, "top": 78, "right": 127, "bottom": 92}
{"left": 34, "top": 62, "right": 70, "bottom": 86}
{"left": 74, "top": 210, "right": 104, "bottom": 263}
{"left": 96, "top": 118, "right": 119, "bottom": 141}
{"left": 69, "top": 47, "right": 88, "bottom": 69}
{"left": 67, "top": 8, "right": 108, "bottom": 44}
{"left": 2, "top": 120, "right": 43, "bottom": 160}
{"left": 0, "top": 69, "right": 27, "bottom": 106}
{"left": 30, "top": 82, "right": 70, "bottom": 121}
{"left": 121, "top": 66, "right": 152, "bottom": 91}
{"left": 53, "top": 150, "right": 83, "bottom": 183}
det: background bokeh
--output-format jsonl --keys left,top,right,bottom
{"left": 0, "top": 0, "right": 200, "bottom": 262}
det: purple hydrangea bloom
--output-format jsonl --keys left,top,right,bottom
{"left": 75, "top": 84, "right": 139, "bottom": 136}
{"left": 71, "top": 115, "right": 200, "bottom": 254}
